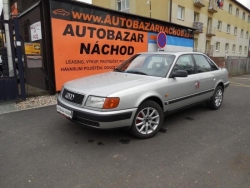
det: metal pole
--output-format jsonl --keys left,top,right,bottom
{"left": 3, "top": 0, "right": 14, "bottom": 76}
{"left": 13, "top": 18, "right": 26, "bottom": 101}
{"left": 238, "top": 57, "right": 241, "bottom": 75}
{"left": 246, "top": 57, "right": 250, "bottom": 73}
{"left": 169, "top": 0, "right": 172, "bottom": 22}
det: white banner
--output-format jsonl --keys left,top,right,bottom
{"left": 30, "top": 21, "right": 42, "bottom": 41}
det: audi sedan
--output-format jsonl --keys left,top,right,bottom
{"left": 57, "top": 52, "right": 229, "bottom": 139}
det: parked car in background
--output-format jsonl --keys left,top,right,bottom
{"left": 57, "top": 52, "right": 229, "bottom": 139}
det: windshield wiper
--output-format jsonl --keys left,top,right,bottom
{"left": 125, "top": 70, "right": 148, "bottom": 75}
{"left": 113, "top": 68, "right": 124, "bottom": 72}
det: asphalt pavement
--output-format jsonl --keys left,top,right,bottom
{"left": 0, "top": 75, "right": 250, "bottom": 188}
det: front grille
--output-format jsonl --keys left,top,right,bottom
{"left": 62, "top": 88, "right": 84, "bottom": 105}
{"left": 74, "top": 116, "right": 100, "bottom": 127}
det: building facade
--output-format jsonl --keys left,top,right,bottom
{"left": 92, "top": 0, "right": 250, "bottom": 58}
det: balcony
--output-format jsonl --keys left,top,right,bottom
{"left": 208, "top": 0, "right": 218, "bottom": 13}
{"left": 194, "top": 0, "right": 205, "bottom": 8}
{"left": 193, "top": 22, "right": 203, "bottom": 33}
{"left": 206, "top": 26, "right": 216, "bottom": 36}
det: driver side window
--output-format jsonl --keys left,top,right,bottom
{"left": 174, "top": 55, "right": 195, "bottom": 75}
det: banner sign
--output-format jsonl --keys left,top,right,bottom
{"left": 30, "top": 21, "right": 42, "bottom": 41}
{"left": 24, "top": 43, "right": 41, "bottom": 55}
{"left": 50, "top": 0, "right": 194, "bottom": 91}
{"left": 11, "top": 2, "right": 18, "bottom": 18}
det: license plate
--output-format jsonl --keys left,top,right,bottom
{"left": 57, "top": 105, "right": 73, "bottom": 119}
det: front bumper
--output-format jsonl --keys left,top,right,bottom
{"left": 57, "top": 95, "right": 137, "bottom": 129}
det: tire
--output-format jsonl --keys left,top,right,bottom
{"left": 207, "top": 86, "right": 224, "bottom": 110}
{"left": 130, "top": 100, "right": 164, "bottom": 139}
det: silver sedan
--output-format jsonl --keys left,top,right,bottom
{"left": 57, "top": 52, "right": 229, "bottom": 138}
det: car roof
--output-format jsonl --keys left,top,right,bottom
{"left": 138, "top": 51, "right": 205, "bottom": 56}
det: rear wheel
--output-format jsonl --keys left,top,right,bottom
{"left": 207, "top": 86, "right": 224, "bottom": 110}
{"left": 130, "top": 100, "right": 164, "bottom": 139}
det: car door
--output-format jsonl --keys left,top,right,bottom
{"left": 192, "top": 54, "right": 218, "bottom": 101}
{"left": 166, "top": 54, "right": 199, "bottom": 111}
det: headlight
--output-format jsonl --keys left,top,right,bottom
{"left": 85, "top": 96, "right": 120, "bottom": 109}
{"left": 85, "top": 96, "right": 106, "bottom": 108}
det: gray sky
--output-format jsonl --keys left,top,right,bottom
{"left": 77, "top": 0, "right": 250, "bottom": 10}
{"left": 237, "top": 0, "right": 250, "bottom": 9}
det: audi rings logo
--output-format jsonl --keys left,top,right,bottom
{"left": 65, "top": 93, "right": 75, "bottom": 100}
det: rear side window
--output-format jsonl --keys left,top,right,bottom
{"left": 193, "top": 55, "right": 217, "bottom": 73}
{"left": 205, "top": 57, "right": 219, "bottom": 70}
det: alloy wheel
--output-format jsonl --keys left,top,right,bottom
{"left": 135, "top": 107, "right": 160, "bottom": 135}
{"left": 215, "top": 89, "right": 223, "bottom": 107}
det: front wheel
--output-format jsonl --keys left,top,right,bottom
{"left": 130, "top": 100, "right": 164, "bottom": 139}
{"left": 207, "top": 86, "right": 224, "bottom": 110}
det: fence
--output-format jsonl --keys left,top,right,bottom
{"left": 225, "top": 56, "right": 250, "bottom": 76}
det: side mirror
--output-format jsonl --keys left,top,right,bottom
{"left": 170, "top": 70, "right": 188, "bottom": 78}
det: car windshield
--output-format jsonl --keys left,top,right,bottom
{"left": 114, "top": 54, "right": 176, "bottom": 77}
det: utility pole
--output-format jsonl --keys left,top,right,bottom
{"left": 3, "top": 0, "right": 14, "bottom": 76}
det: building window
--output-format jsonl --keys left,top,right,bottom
{"left": 241, "top": 29, "right": 244, "bottom": 38}
{"left": 239, "top": 45, "right": 242, "bottom": 54}
{"left": 227, "top": 24, "right": 230, "bottom": 34}
{"left": 117, "top": 0, "right": 129, "bottom": 12}
{"left": 228, "top": 4, "right": 232, "bottom": 14}
{"left": 246, "top": 31, "right": 249, "bottom": 39}
{"left": 244, "top": 46, "right": 247, "bottom": 54}
{"left": 248, "top": 15, "right": 250, "bottom": 23}
{"left": 177, "top": 6, "right": 185, "bottom": 20}
{"left": 234, "top": 27, "right": 237, "bottom": 35}
{"left": 225, "top": 43, "right": 229, "bottom": 53}
{"left": 217, "top": 21, "right": 222, "bottom": 31}
{"left": 236, "top": 8, "right": 239, "bottom": 17}
{"left": 194, "top": 12, "right": 199, "bottom": 22}
{"left": 216, "top": 42, "right": 220, "bottom": 52}
{"left": 243, "top": 12, "right": 245, "bottom": 20}
{"left": 232, "top": 45, "right": 235, "bottom": 53}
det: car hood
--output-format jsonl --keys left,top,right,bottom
{"left": 64, "top": 72, "right": 162, "bottom": 97}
